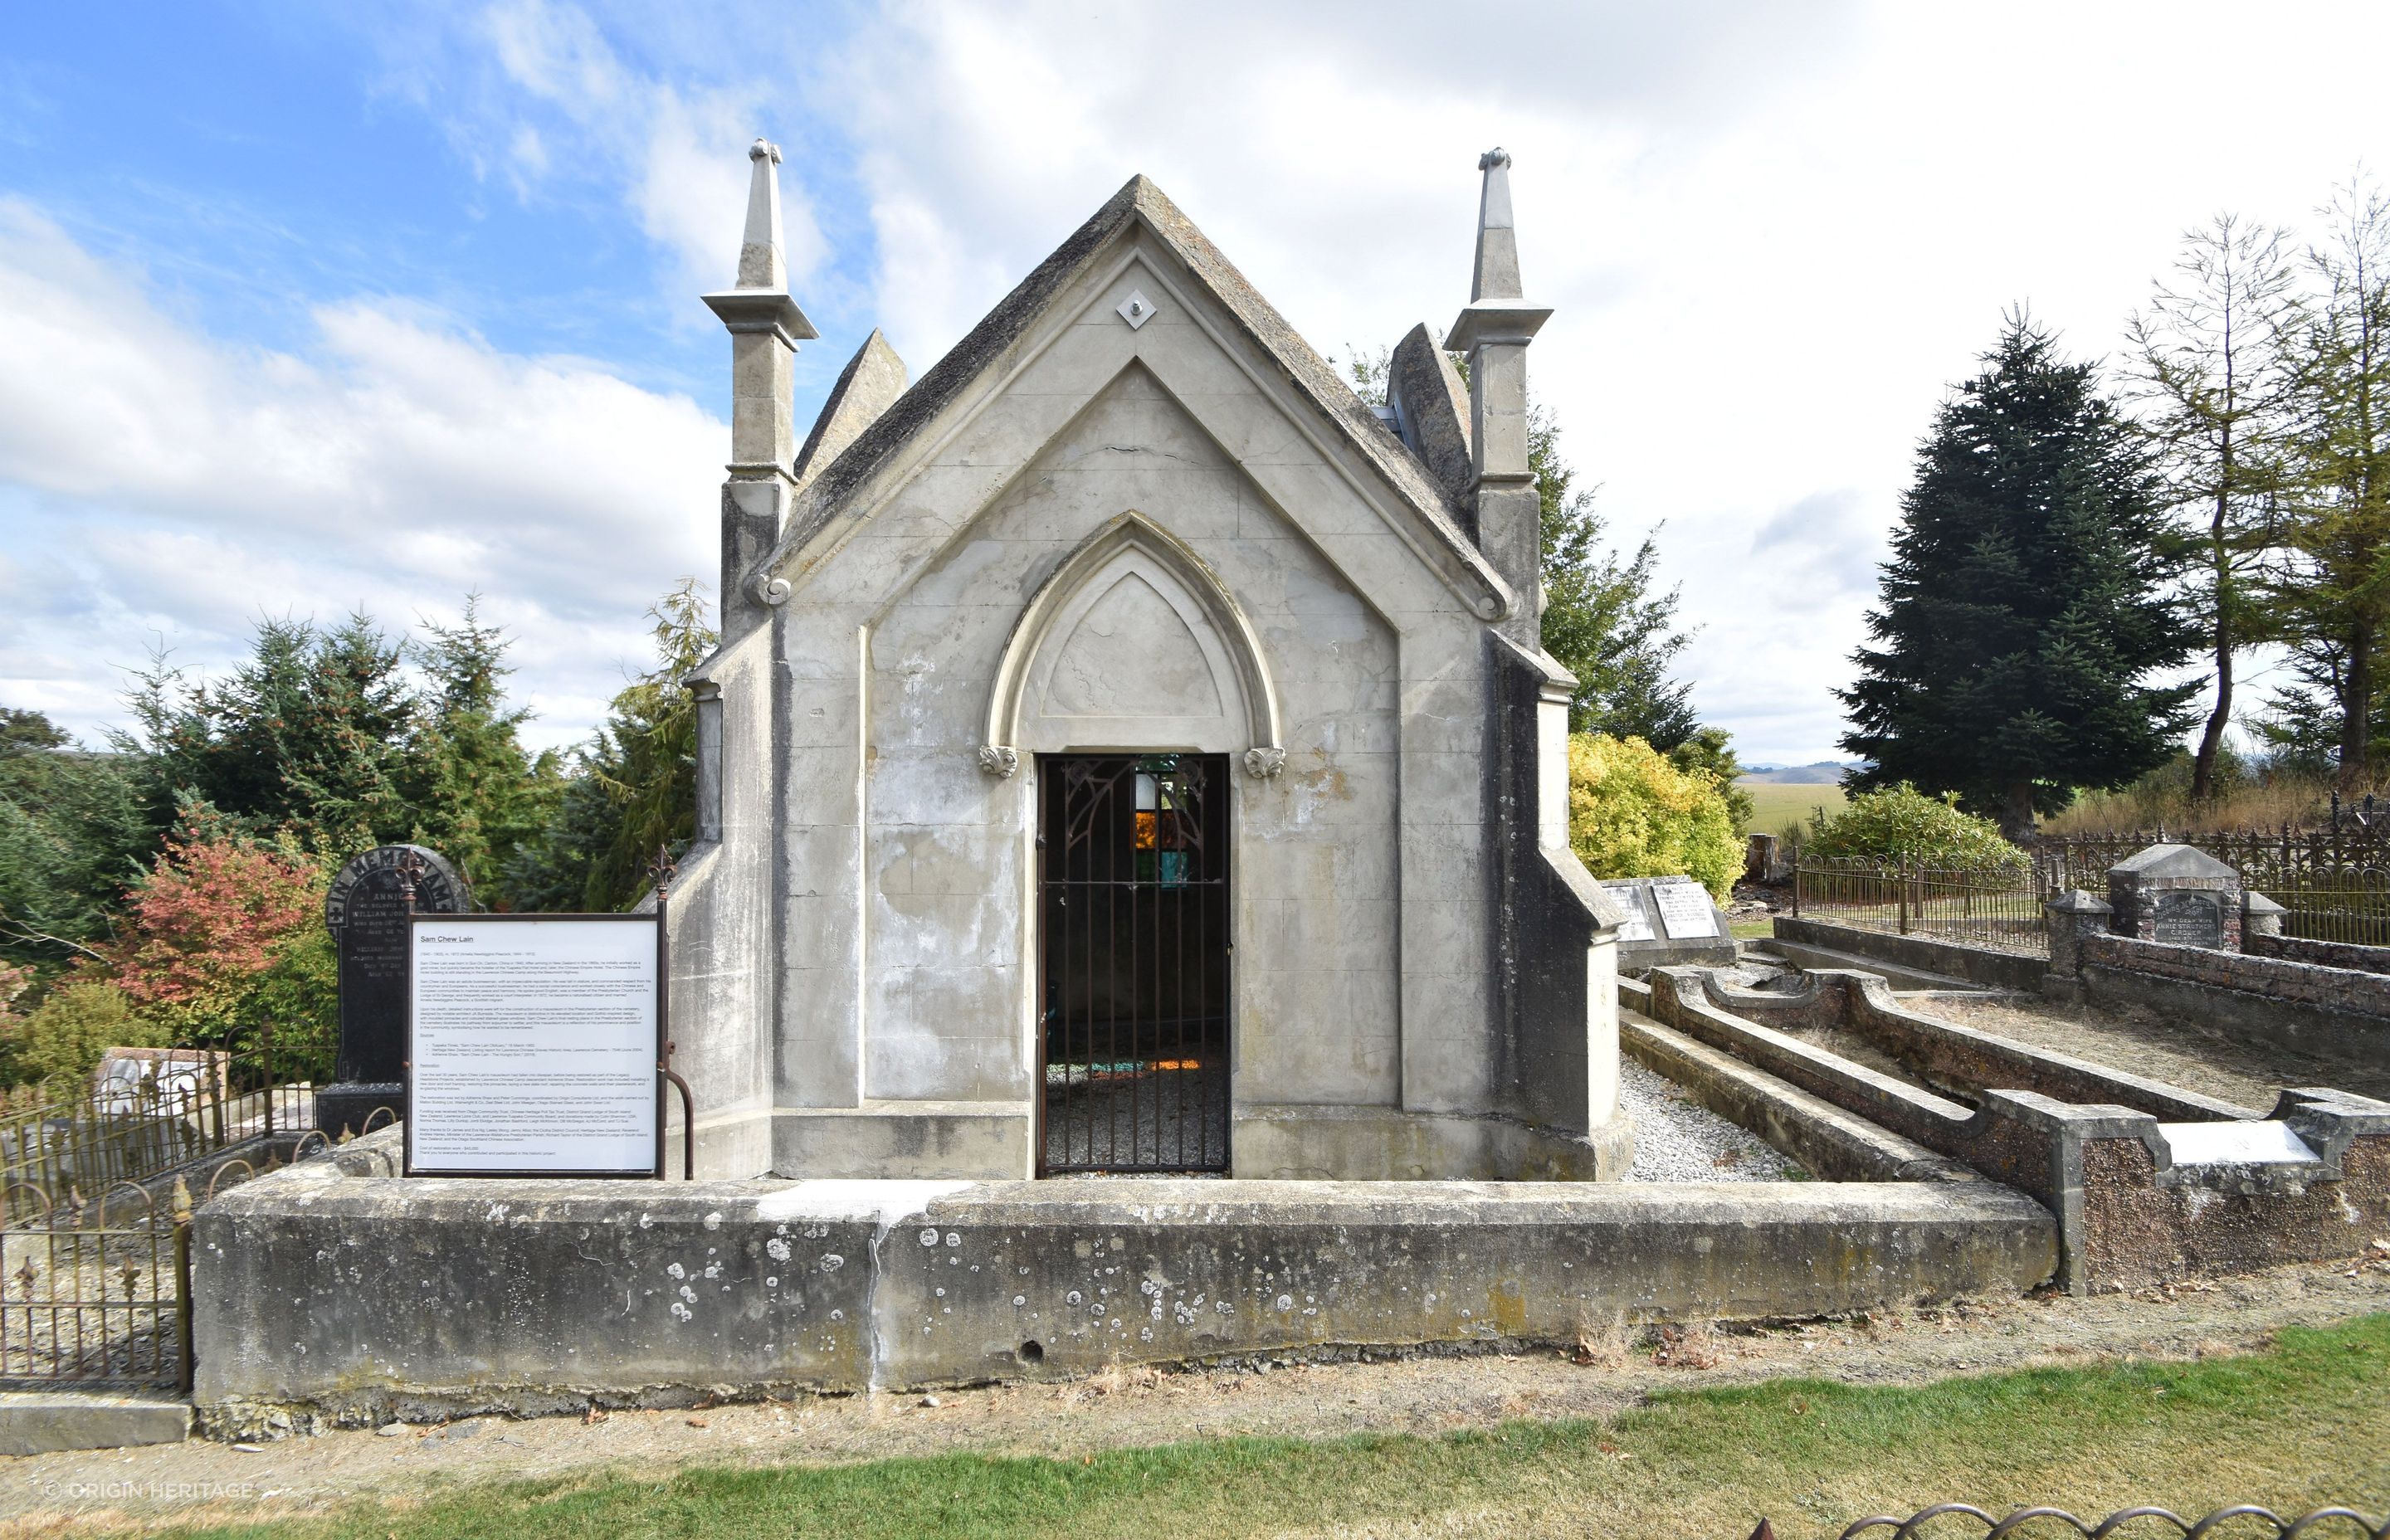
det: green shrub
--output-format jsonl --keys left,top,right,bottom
{"left": 10, "top": 982, "right": 169, "bottom": 1087}
{"left": 1568, "top": 733, "right": 1742, "bottom": 899}
{"left": 1807, "top": 783, "right": 2023, "bottom": 869}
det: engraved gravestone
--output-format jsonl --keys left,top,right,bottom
{"left": 2105, "top": 842, "right": 2242, "bottom": 951}
{"left": 2152, "top": 889, "right": 2225, "bottom": 949}
{"left": 318, "top": 844, "right": 468, "bottom": 1136}
{"left": 1597, "top": 875, "right": 1737, "bottom": 972}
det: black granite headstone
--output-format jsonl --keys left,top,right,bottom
{"left": 2152, "top": 889, "right": 2224, "bottom": 949}
{"left": 317, "top": 844, "right": 468, "bottom": 1136}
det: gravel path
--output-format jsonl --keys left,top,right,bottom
{"left": 1617, "top": 1055, "right": 1796, "bottom": 1182}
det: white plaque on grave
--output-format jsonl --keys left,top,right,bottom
{"left": 1611, "top": 887, "right": 1656, "bottom": 943}
{"left": 1651, "top": 880, "right": 1720, "bottom": 939}
{"left": 407, "top": 914, "right": 662, "bottom": 1177}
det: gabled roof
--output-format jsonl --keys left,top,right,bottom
{"left": 764, "top": 175, "right": 1504, "bottom": 610}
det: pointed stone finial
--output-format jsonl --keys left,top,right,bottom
{"left": 1446, "top": 148, "right": 1554, "bottom": 646}
{"left": 738, "top": 139, "right": 786, "bottom": 290}
{"left": 1450, "top": 148, "right": 1548, "bottom": 348}
{"left": 704, "top": 137, "right": 818, "bottom": 350}
{"left": 1471, "top": 148, "right": 1522, "bottom": 302}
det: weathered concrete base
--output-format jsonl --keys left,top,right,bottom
{"left": 768, "top": 1106, "right": 1034, "bottom": 1179}
{"left": 0, "top": 1391, "right": 190, "bottom": 1454}
{"left": 192, "top": 1130, "right": 2054, "bottom": 1425}
{"left": 1232, "top": 1104, "right": 1634, "bottom": 1181}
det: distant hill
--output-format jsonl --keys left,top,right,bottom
{"left": 1739, "top": 762, "right": 1859, "bottom": 785}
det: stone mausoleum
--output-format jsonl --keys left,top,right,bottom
{"left": 665, "top": 144, "right": 1627, "bottom": 1182}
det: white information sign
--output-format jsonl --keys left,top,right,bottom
{"left": 407, "top": 915, "right": 661, "bottom": 1177}
{"left": 1651, "top": 880, "right": 1720, "bottom": 939}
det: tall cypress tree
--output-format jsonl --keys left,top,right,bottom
{"left": 1840, "top": 316, "right": 2197, "bottom": 836}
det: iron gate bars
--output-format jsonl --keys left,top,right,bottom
{"left": 1037, "top": 754, "right": 1231, "bottom": 1175}
{"left": 0, "top": 1185, "right": 192, "bottom": 1391}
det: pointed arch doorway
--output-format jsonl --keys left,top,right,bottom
{"left": 1036, "top": 753, "right": 1231, "bottom": 1174}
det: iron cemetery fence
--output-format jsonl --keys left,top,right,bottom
{"left": 0, "top": 1183, "right": 192, "bottom": 1389}
{"left": 1793, "top": 857, "right": 2049, "bottom": 954}
{"left": 0, "top": 1023, "right": 340, "bottom": 1389}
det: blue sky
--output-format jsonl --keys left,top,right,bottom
{"left": 5, "top": 2, "right": 2388, "bottom": 763}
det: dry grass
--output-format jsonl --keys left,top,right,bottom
{"left": 1568, "top": 1310, "right": 1633, "bottom": 1370}
{"left": 2039, "top": 771, "right": 2383, "bottom": 836}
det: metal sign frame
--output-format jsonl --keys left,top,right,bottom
{"left": 402, "top": 911, "right": 667, "bottom": 1181}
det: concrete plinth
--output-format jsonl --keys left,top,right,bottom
{"left": 192, "top": 1129, "right": 2055, "bottom": 1427}
{"left": 0, "top": 1392, "right": 190, "bottom": 1454}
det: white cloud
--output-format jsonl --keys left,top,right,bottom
{"left": 818, "top": 0, "right": 2390, "bottom": 763}
{"left": 377, "top": 0, "right": 829, "bottom": 302}
{"left": 0, "top": 197, "right": 721, "bottom": 748}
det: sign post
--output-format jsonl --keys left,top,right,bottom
{"left": 404, "top": 914, "right": 666, "bottom": 1179}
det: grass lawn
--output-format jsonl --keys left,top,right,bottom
{"left": 163, "top": 1316, "right": 2390, "bottom": 1540}
{"left": 1740, "top": 780, "right": 1847, "bottom": 836}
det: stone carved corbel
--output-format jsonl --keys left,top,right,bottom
{"left": 748, "top": 572, "right": 792, "bottom": 607}
{"left": 977, "top": 744, "right": 1020, "bottom": 778}
{"left": 1243, "top": 745, "right": 1286, "bottom": 778}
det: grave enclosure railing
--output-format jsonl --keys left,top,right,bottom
{"left": 0, "top": 1023, "right": 344, "bottom": 1390}
{"left": 2037, "top": 831, "right": 2390, "bottom": 948}
{"left": 1792, "top": 857, "right": 2049, "bottom": 955}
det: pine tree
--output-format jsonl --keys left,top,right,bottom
{"left": 497, "top": 580, "right": 716, "bottom": 912}
{"left": 404, "top": 596, "right": 558, "bottom": 893}
{"left": 1840, "top": 315, "right": 2198, "bottom": 836}
{"left": 1532, "top": 412, "right": 1699, "bottom": 747}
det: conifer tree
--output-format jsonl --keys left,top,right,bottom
{"left": 1840, "top": 315, "right": 2197, "bottom": 836}
{"left": 2127, "top": 214, "right": 2296, "bottom": 802}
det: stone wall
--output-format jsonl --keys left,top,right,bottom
{"left": 2070, "top": 933, "right": 2390, "bottom": 1064}
{"left": 1640, "top": 967, "right": 2390, "bottom": 1294}
{"left": 1771, "top": 917, "right": 2048, "bottom": 992}
{"left": 2246, "top": 932, "right": 2390, "bottom": 977}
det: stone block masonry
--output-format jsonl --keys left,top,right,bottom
{"left": 1641, "top": 966, "right": 2390, "bottom": 1294}
{"left": 2246, "top": 932, "right": 2390, "bottom": 977}
{"left": 189, "top": 1130, "right": 2052, "bottom": 1425}
{"left": 2068, "top": 932, "right": 2390, "bottom": 1065}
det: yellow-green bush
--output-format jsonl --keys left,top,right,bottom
{"left": 10, "top": 982, "right": 169, "bottom": 1087}
{"left": 1807, "top": 783, "right": 2023, "bottom": 868}
{"left": 1567, "top": 733, "right": 1742, "bottom": 900}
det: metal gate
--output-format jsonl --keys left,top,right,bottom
{"left": 1037, "top": 754, "right": 1231, "bottom": 1174}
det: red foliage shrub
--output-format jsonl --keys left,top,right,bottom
{"left": 106, "top": 821, "right": 324, "bottom": 1035}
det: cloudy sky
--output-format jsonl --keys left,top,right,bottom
{"left": 3, "top": 2, "right": 2385, "bottom": 764}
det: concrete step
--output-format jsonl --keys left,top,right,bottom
{"left": 1744, "top": 937, "right": 2017, "bottom": 997}
{"left": 0, "top": 1390, "right": 191, "bottom": 1454}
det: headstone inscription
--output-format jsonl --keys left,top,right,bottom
{"left": 1597, "top": 876, "right": 1738, "bottom": 972}
{"left": 2152, "top": 889, "right": 2225, "bottom": 949}
{"left": 318, "top": 844, "right": 468, "bottom": 1137}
